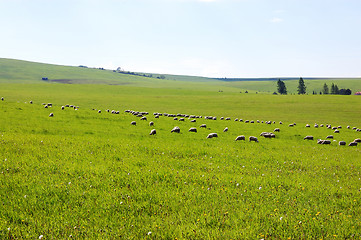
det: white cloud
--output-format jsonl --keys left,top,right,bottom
{"left": 270, "top": 17, "right": 283, "bottom": 23}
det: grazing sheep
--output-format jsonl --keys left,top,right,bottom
{"left": 207, "top": 133, "right": 218, "bottom": 139}
{"left": 1, "top": 97, "right": 3, "bottom": 101}
{"left": 339, "top": 141, "right": 346, "bottom": 146}
{"left": 171, "top": 126, "right": 180, "bottom": 133}
{"left": 239, "top": 119, "right": 243, "bottom": 122}
{"left": 288, "top": 124, "right": 294, "bottom": 127}
{"left": 30, "top": 101, "right": 33, "bottom": 104}
{"left": 304, "top": 136, "right": 314, "bottom": 140}
{"left": 250, "top": 120, "right": 254, "bottom": 123}
{"left": 332, "top": 127, "right": 338, "bottom": 130}
{"left": 213, "top": 117, "right": 217, "bottom": 120}
{"left": 141, "top": 116, "right": 147, "bottom": 121}
{"left": 131, "top": 121, "right": 136, "bottom": 126}
{"left": 257, "top": 120, "right": 260, "bottom": 123}
{"left": 190, "top": 119, "right": 196, "bottom": 122}
{"left": 235, "top": 135, "right": 245, "bottom": 141}
{"left": 223, "top": 127, "right": 228, "bottom": 132}
{"left": 226, "top": 117, "right": 231, "bottom": 120}
{"left": 200, "top": 124, "right": 207, "bottom": 128}
{"left": 188, "top": 127, "right": 197, "bottom": 133}
{"left": 338, "top": 126, "right": 342, "bottom": 129}
{"left": 98, "top": 110, "right": 101, "bottom": 113}
{"left": 149, "top": 129, "right": 156, "bottom": 135}
{"left": 173, "top": 117, "right": 178, "bottom": 121}
{"left": 47, "top": 103, "right": 52, "bottom": 107}
{"left": 305, "top": 124, "right": 310, "bottom": 127}
{"left": 314, "top": 124, "right": 318, "bottom": 128}
{"left": 334, "top": 129, "right": 340, "bottom": 133}
{"left": 274, "top": 128, "right": 280, "bottom": 132}
{"left": 49, "top": 113, "right": 54, "bottom": 117}
{"left": 347, "top": 126, "right": 350, "bottom": 129}
{"left": 155, "top": 115, "right": 159, "bottom": 118}
{"left": 149, "top": 121, "right": 154, "bottom": 126}
{"left": 326, "top": 135, "right": 333, "bottom": 139}
{"left": 234, "top": 118, "right": 238, "bottom": 121}
{"left": 249, "top": 136, "right": 259, "bottom": 142}
{"left": 320, "top": 124, "right": 324, "bottom": 127}
{"left": 354, "top": 139, "right": 361, "bottom": 143}
{"left": 61, "top": 106, "right": 65, "bottom": 110}
{"left": 220, "top": 117, "right": 224, "bottom": 120}
{"left": 279, "top": 121, "right": 283, "bottom": 124}
{"left": 245, "top": 120, "right": 249, "bottom": 123}
{"left": 179, "top": 118, "right": 185, "bottom": 121}
{"left": 317, "top": 139, "right": 331, "bottom": 144}
{"left": 260, "top": 132, "right": 268, "bottom": 137}
{"left": 264, "top": 133, "right": 275, "bottom": 138}
{"left": 349, "top": 142, "right": 358, "bottom": 147}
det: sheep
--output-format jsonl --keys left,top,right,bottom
{"left": 149, "top": 129, "right": 156, "bottom": 135}
{"left": 234, "top": 118, "right": 238, "bottom": 121}
{"left": 190, "top": 119, "right": 196, "bottom": 122}
{"left": 171, "top": 126, "right": 180, "bottom": 133}
{"left": 305, "top": 124, "right": 310, "bottom": 127}
{"left": 226, "top": 117, "right": 231, "bottom": 120}
{"left": 257, "top": 120, "right": 260, "bottom": 123}
{"left": 49, "top": 113, "right": 54, "bottom": 117}
{"left": 249, "top": 136, "right": 259, "bottom": 142}
{"left": 141, "top": 116, "right": 147, "bottom": 121}
{"left": 61, "top": 106, "right": 65, "bottom": 110}
{"left": 304, "top": 136, "right": 314, "bottom": 140}
{"left": 188, "top": 127, "right": 197, "bottom": 133}
{"left": 352, "top": 127, "right": 357, "bottom": 130}
{"left": 263, "top": 133, "right": 275, "bottom": 138}
{"left": 334, "top": 129, "right": 340, "bottom": 133}
{"left": 245, "top": 120, "right": 249, "bottom": 123}
{"left": 213, "top": 117, "right": 217, "bottom": 120}
{"left": 289, "top": 124, "right": 294, "bottom": 127}
{"left": 220, "top": 117, "right": 224, "bottom": 120}
{"left": 332, "top": 127, "right": 338, "bottom": 130}
{"left": 317, "top": 139, "right": 331, "bottom": 144}
{"left": 149, "top": 121, "right": 154, "bottom": 126}
{"left": 349, "top": 142, "right": 358, "bottom": 147}
{"left": 98, "top": 110, "right": 101, "bottom": 113}
{"left": 1, "top": 97, "right": 3, "bottom": 101}
{"left": 274, "top": 128, "right": 280, "bottom": 132}
{"left": 320, "top": 124, "right": 324, "bottom": 127}
{"left": 326, "top": 135, "right": 333, "bottom": 139}
{"left": 223, "top": 127, "right": 228, "bottom": 132}
{"left": 200, "top": 124, "right": 207, "bottom": 128}
{"left": 250, "top": 120, "right": 254, "bottom": 123}
{"left": 338, "top": 126, "right": 342, "bottom": 129}
{"left": 30, "top": 101, "right": 33, "bottom": 104}
{"left": 173, "top": 117, "right": 178, "bottom": 121}
{"left": 179, "top": 118, "right": 185, "bottom": 121}
{"left": 239, "top": 119, "right": 243, "bottom": 122}
{"left": 354, "top": 139, "right": 361, "bottom": 143}
{"left": 314, "top": 124, "right": 318, "bottom": 128}
{"left": 131, "top": 121, "right": 136, "bottom": 126}
{"left": 47, "top": 103, "right": 52, "bottom": 107}
{"left": 347, "top": 126, "right": 350, "bottom": 129}
{"left": 339, "top": 141, "right": 346, "bottom": 146}
{"left": 207, "top": 133, "right": 218, "bottom": 139}
{"left": 235, "top": 135, "right": 245, "bottom": 141}
{"left": 155, "top": 115, "right": 159, "bottom": 118}
{"left": 279, "top": 121, "right": 283, "bottom": 124}
{"left": 260, "top": 132, "right": 268, "bottom": 137}
{"left": 65, "top": 104, "right": 69, "bottom": 107}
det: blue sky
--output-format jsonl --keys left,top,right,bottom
{"left": 1, "top": 0, "right": 360, "bottom": 77}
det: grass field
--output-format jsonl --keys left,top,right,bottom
{"left": 1, "top": 59, "right": 361, "bottom": 239}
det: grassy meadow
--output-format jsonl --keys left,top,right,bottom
{"left": 1, "top": 59, "right": 361, "bottom": 239}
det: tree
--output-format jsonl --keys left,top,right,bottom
{"left": 330, "top": 83, "right": 339, "bottom": 94}
{"left": 339, "top": 88, "right": 352, "bottom": 95}
{"left": 322, "top": 83, "right": 329, "bottom": 94}
{"left": 277, "top": 79, "right": 287, "bottom": 95}
{"left": 297, "top": 77, "right": 306, "bottom": 94}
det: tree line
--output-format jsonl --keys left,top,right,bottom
{"left": 276, "top": 78, "right": 352, "bottom": 95}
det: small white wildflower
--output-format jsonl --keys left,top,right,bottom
{"left": 24, "top": 195, "right": 27, "bottom": 198}
{"left": 236, "top": 183, "right": 239, "bottom": 187}
{"left": 39, "top": 235, "right": 44, "bottom": 239}
{"left": 259, "top": 187, "right": 262, "bottom": 190}
{"left": 280, "top": 217, "right": 283, "bottom": 220}
{"left": 7, "top": 227, "right": 10, "bottom": 231}
{"left": 147, "top": 231, "right": 152, "bottom": 235}
{"left": 68, "top": 182, "right": 71, "bottom": 185}
{"left": 120, "top": 201, "right": 123, "bottom": 204}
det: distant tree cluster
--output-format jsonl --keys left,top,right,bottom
{"left": 322, "top": 83, "right": 352, "bottom": 95}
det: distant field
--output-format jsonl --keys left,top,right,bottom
{"left": 1, "top": 58, "right": 361, "bottom": 94}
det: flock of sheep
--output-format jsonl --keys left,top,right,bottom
{"left": 1, "top": 97, "right": 359, "bottom": 147}
{"left": 123, "top": 109, "right": 360, "bottom": 147}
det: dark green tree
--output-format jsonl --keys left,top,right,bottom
{"left": 277, "top": 79, "right": 287, "bottom": 95}
{"left": 297, "top": 77, "right": 306, "bottom": 94}
{"left": 331, "top": 83, "right": 336, "bottom": 94}
{"left": 322, "top": 83, "right": 329, "bottom": 94}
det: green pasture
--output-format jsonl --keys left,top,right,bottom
{"left": 1, "top": 80, "right": 361, "bottom": 239}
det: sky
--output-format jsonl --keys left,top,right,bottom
{"left": 1, "top": 0, "right": 360, "bottom": 78}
